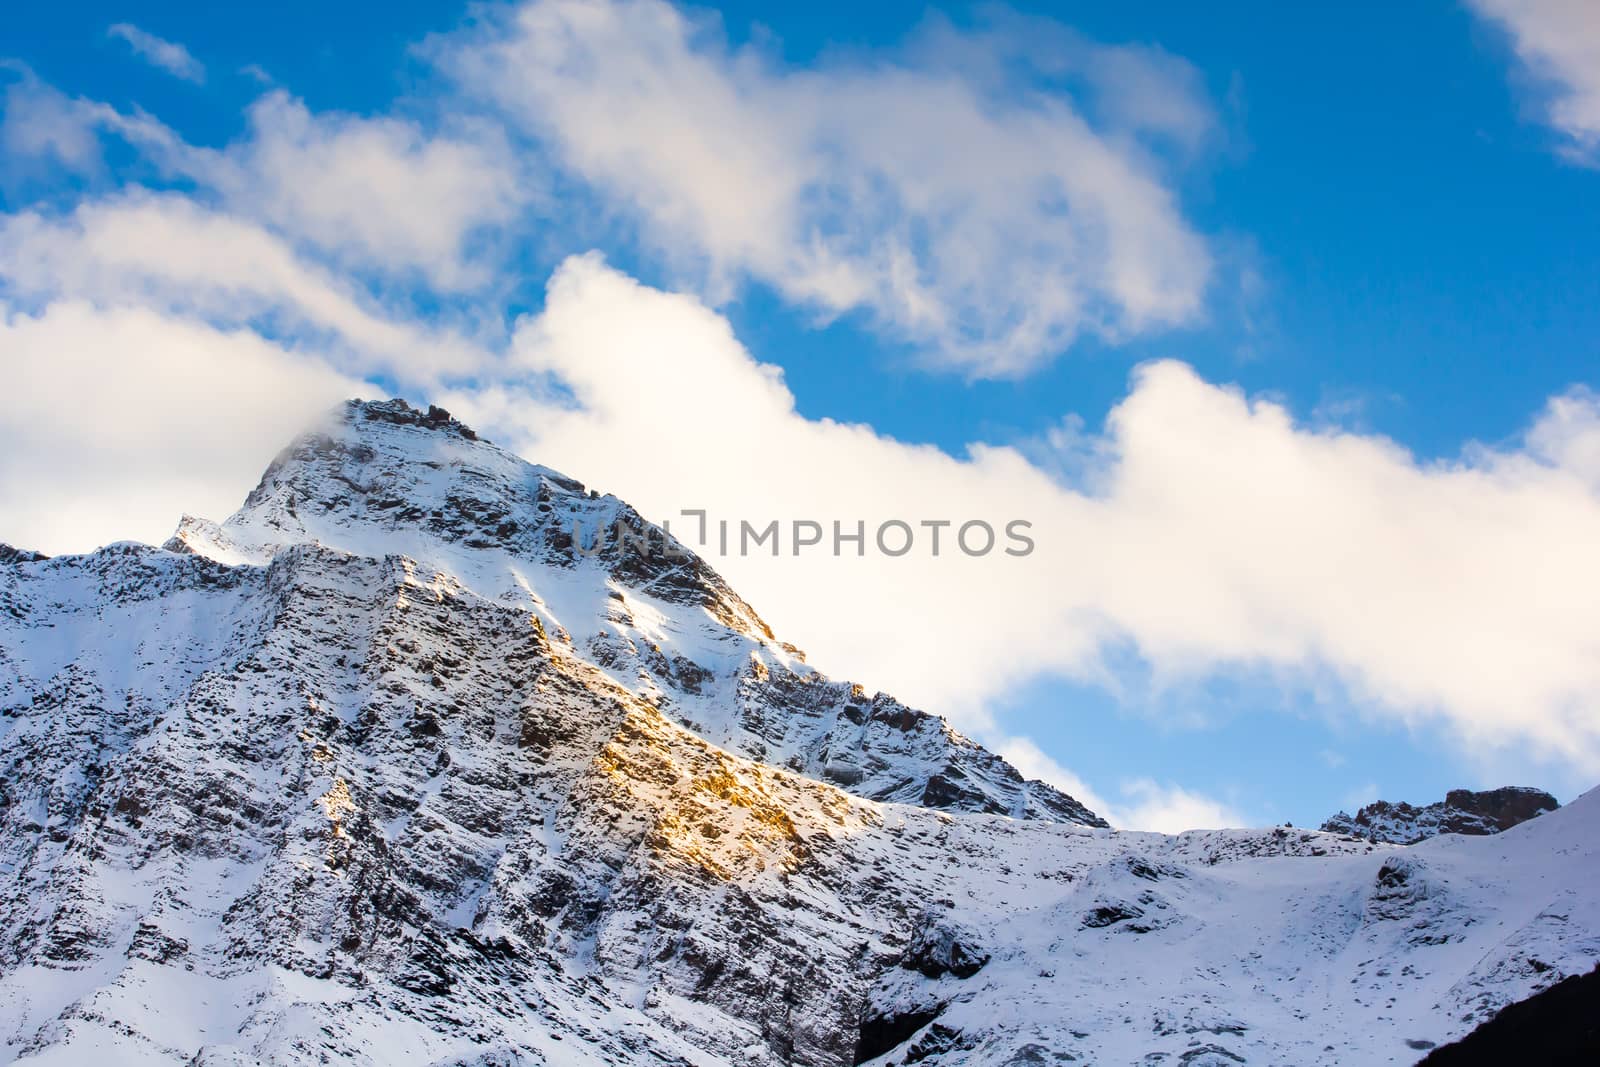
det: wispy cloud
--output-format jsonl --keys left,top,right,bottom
{"left": 166, "top": 91, "right": 531, "bottom": 291}
{"left": 0, "top": 302, "right": 360, "bottom": 553}
{"left": 107, "top": 23, "right": 205, "bottom": 84}
{"left": 1468, "top": 0, "right": 1600, "bottom": 164}
{"left": 430, "top": 0, "right": 1215, "bottom": 377}
{"left": 1116, "top": 779, "right": 1248, "bottom": 834}
{"left": 446, "top": 255, "right": 1600, "bottom": 782}
{"left": 0, "top": 192, "right": 493, "bottom": 380}
{"left": 996, "top": 739, "right": 1245, "bottom": 831}
{"left": 0, "top": 76, "right": 532, "bottom": 291}
{"left": 0, "top": 73, "right": 107, "bottom": 174}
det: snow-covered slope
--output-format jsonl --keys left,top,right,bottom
{"left": 1321, "top": 787, "right": 1559, "bottom": 845}
{"left": 169, "top": 399, "right": 1099, "bottom": 825}
{"left": 1, "top": 399, "right": 1595, "bottom": 1066}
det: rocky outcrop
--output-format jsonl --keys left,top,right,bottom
{"left": 1321, "top": 787, "right": 1559, "bottom": 845}
{"left": 0, "top": 543, "right": 47, "bottom": 565}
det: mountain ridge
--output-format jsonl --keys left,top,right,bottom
{"left": 0, "top": 397, "right": 1596, "bottom": 1066}
{"left": 162, "top": 397, "right": 1105, "bottom": 827}
{"left": 1322, "top": 786, "right": 1560, "bottom": 845}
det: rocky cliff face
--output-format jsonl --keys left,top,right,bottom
{"left": 166, "top": 399, "right": 1101, "bottom": 829}
{"left": 1, "top": 399, "right": 1597, "bottom": 1067}
{"left": 1321, "top": 787, "right": 1560, "bottom": 845}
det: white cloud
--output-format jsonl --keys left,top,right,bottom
{"left": 1, "top": 74, "right": 529, "bottom": 292}
{"left": 996, "top": 738, "right": 1244, "bottom": 831}
{"left": 0, "top": 300, "right": 363, "bottom": 553}
{"left": 1523, "top": 385, "right": 1600, "bottom": 487}
{"left": 0, "top": 192, "right": 489, "bottom": 380}
{"left": 992, "top": 737, "right": 1118, "bottom": 824}
{"left": 0, "top": 74, "right": 520, "bottom": 545}
{"left": 1, "top": 76, "right": 104, "bottom": 174}
{"left": 1469, "top": 0, "right": 1600, "bottom": 163}
{"left": 443, "top": 255, "right": 1600, "bottom": 779}
{"left": 107, "top": 23, "right": 205, "bottom": 85}
{"left": 432, "top": 0, "right": 1213, "bottom": 375}
{"left": 1115, "top": 779, "right": 1247, "bottom": 834}
{"left": 185, "top": 92, "right": 529, "bottom": 289}
{"left": 0, "top": 71, "right": 178, "bottom": 179}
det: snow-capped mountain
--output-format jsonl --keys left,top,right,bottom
{"left": 1, "top": 399, "right": 1596, "bottom": 1066}
{"left": 1321, "top": 787, "right": 1560, "bottom": 845}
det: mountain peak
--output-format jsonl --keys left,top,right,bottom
{"left": 161, "top": 396, "right": 1105, "bottom": 828}
{"left": 347, "top": 397, "right": 482, "bottom": 442}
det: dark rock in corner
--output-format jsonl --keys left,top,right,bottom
{"left": 855, "top": 1007, "right": 942, "bottom": 1065}
{"left": 0, "top": 543, "right": 48, "bottom": 565}
{"left": 1321, "top": 786, "right": 1559, "bottom": 845}
{"left": 1418, "top": 963, "right": 1599, "bottom": 1065}
{"left": 1440, "top": 787, "right": 1560, "bottom": 831}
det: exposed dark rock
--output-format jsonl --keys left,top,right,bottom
{"left": 899, "top": 913, "right": 989, "bottom": 980}
{"left": 0, "top": 544, "right": 47, "bottom": 565}
{"left": 1084, "top": 903, "right": 1144, "bottom": 928}
{"left": 1441, "top": 787, "right": 1560, "bottom": 831}
{"left": 1178, "top": 1045, "right": 1246, "bottom": 1065}
{"left": 355, "top": 397, "right": 479, "bottom": 441}
{"left": 855, "top": 1007, "right": 941, "bottom": 1064}
{"left": 1418, "top": 963, "right": 1599, "bottom": 1065}
{"left": 1322, "top": 786, "right": 1559, "bottom": 844}
{"left": 904, "top": 1022, "right": 972, "bottom": 1062}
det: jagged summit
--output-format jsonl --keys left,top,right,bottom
{"left": 1321, "top": 786, "right": 1560, "bottom": 845}
{"left": 356, "top": 397, "right": 483, "bottom": 441}
{"left": 161, "top": 395, "right": 1105, "bottom": 827}
{"left": 168, "top": 396, "right": 776, "bottom": 640}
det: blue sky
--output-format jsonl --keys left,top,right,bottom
{"left": 11, "top": 0, "right": 1598, "bottom": 459}
{"left": 3, "top": 1, "right": 1598, "bottom": 830}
